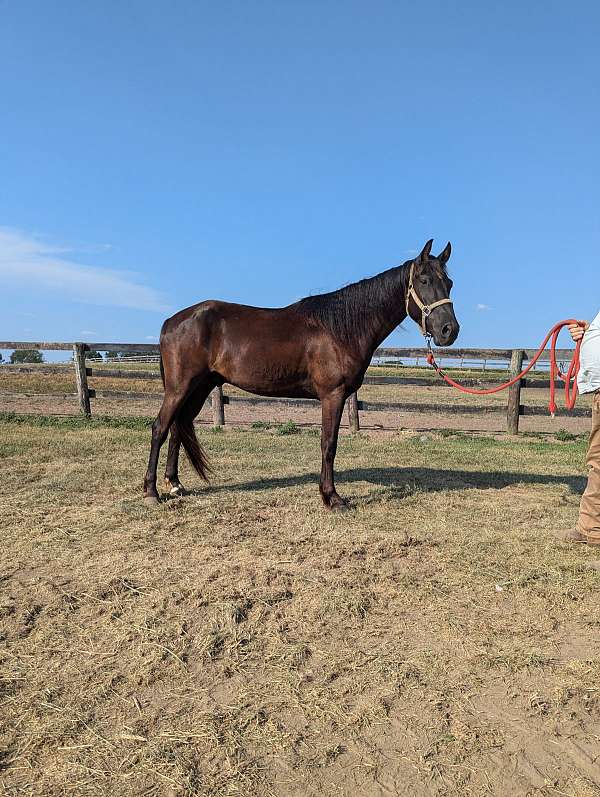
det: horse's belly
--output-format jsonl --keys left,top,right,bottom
{"left": 210, "top": 316, "right": 321, "bottom": 398}
{"left": 227, "top": 371, "right": 316, "bottom": 400}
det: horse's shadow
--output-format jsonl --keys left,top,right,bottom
{"left": 183, "top": 466, "right": 586, "bottom": 500}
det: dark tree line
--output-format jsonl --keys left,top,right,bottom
{"left": 1, "top": 349, "right": 154, "bottom": 364}
{"left": 9, "top": 349, "right": 44, "bottom": 364}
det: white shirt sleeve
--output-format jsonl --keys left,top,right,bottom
{"left": 578, "top": 311, "right": 600, "bottom": 394}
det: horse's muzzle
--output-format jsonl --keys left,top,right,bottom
{"left": 433, "top": 322, "right": 460, "bottom": 347}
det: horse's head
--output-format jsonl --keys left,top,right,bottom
{"left": 406, "top": 239, "right": 460, "bottom": 346}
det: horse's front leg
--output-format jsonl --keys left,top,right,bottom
{"left": 319, "top": 389, "right": 348, "bottom": 510}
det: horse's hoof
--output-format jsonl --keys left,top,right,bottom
{"left": 144, "top": 496, "right": 160, "bottom": 506}
{"left": 329, "top": 499, "right": 350, "bottom": 512}
{"left": 165, "top": 479, "right": 186, "bottom": 497}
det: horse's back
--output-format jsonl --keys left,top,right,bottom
{"left": 160, "top": 299, "right": 349, "bottom": 398}
{"left": 207, "top": 303, "right": 316, "bottom": 393}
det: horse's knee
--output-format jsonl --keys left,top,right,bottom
{"left": 321, "top": 440, "right": 337, "bottom": 458}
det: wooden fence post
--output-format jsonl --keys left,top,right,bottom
{"left": 347, "top": 392, "right": 360, "bottom": 433}
{"left": 73, "top": 343, "right": 91, "bottom": 418}
{"left": 211, "top": 386, "right": 225, "bottom": 426}
{"left": 506, "top": 348, "right": 524, "bottom": 434}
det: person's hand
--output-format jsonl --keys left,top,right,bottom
{"left": 568, "top": 321, "right": 589, "bottom": 342}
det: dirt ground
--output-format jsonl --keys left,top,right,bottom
{"left": 1, "top": 416, "right": 600, "bottom": 796}
{"left": 0, "top": 389, "right": 591, "bottom": 437}
{"left": 0, "top": 363, "right": 592, "bottom": 436}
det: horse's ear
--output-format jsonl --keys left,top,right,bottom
{"left": 417, "top": 239, "right": 433, "bottom": 263}
{"left": 437, "top": 242, "right": 451, "bottom": 264}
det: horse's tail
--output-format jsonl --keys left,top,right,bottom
{"left": 175, "top": 406, "right": 211, "bottom": 482}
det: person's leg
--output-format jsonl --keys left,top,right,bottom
{"left": 576, "top": 391, "right": 600, "bottom": 541}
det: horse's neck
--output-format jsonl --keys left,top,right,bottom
{"left": 358, "top": 266, "right": 410, "bottom": 356}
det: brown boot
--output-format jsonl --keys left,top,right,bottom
{"left": 556, "top": 528, "right": 600, "bottom": 546}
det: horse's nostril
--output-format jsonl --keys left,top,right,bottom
{"left": 442, "top": 323, "right": 452, "bottom": 338}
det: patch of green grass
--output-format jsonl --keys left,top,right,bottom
{"left": 251, "top": 421, "right": 274, "bottom": 430}
{"left": 436, "top": 429, "right": 476, "bottom": 441}
{"left": 406, "top": 432, "right": 501, "bottom": 451}
{"left": 413, "top": 430, "right": 587, "bottom": 458}
{"left": 522, "top": 431, "right": 545, "bottom": 440}
{"left": 555, "top": 428, "right": 580, "bottom": 443}
{"left": 438, "top": 428, "right": 458, "bottom": 438}
{"left": 0, "top": 410, "right": 153, "bottom": 430}
{"left": 275, "top": 420, "right": 300, "bottom": 436}
{"left": 0, "top": 442, "right": 27, "bottom": 458}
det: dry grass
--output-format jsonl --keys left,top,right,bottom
{"left": 1, "top": 416, "right": 600, "bottom": 796}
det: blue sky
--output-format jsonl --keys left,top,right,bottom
{"left": 1, "top": 0, "right": 598, "bottom": 355}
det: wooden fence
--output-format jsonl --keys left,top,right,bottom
{"left": 0, "top": 341, "right": 590, "bottom": 434}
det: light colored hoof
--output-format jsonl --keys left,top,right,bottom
{"left": 165, "top": 479, "right": 186, "bottom": 497}
{"left": 144, "top": 496, "right": 160, "bottom": 506}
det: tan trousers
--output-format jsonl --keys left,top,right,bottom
{"left": 577, "top": 391, "right": 600, "bottom": 540}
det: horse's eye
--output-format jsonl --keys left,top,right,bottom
{"left": 419, "top": 276, "right": 430, "bottom": 286}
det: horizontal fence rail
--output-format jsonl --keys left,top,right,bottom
{"left": 372, "top": 346, "right": 576, "bottom": 361}
{"left": 0, "top": 363, "right": 579, "bottom": 391}
{"left": 0, "top": 341, "right": 589, "bottom": 433}
{"left": 0, "top": 342, "right": 576, "bottom": 360}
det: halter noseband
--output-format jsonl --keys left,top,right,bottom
{"left": 405, "top": 261, "right": 454, "bottom": 336}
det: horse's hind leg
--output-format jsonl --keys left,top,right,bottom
{"left": 164, "top": 383, "right": 213, "bottom": 496}
{"left": 143, "top": 385, "right": 191, "bottom": 505}
{"left": 164, "top": 427, "right": 185, "bottom": 496}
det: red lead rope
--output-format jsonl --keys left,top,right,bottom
{"left": 425, "top": 320, "right": 585, "bottom": 417}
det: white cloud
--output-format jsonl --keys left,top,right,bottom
{"left": 145, "top": 334, "right": 159, "bottom": 340}
{"left": 0, "top": 227, "right": 171, "bottom": 313}
{"left": 476, "top": 303, "right": 491, "bottom": 311}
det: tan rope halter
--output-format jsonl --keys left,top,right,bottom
{"left": 405, "top": 262, "right": 454, "bottom": 336}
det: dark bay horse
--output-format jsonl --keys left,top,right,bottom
{"left": 144, "top": 239, "right": 459, "bottom": 508}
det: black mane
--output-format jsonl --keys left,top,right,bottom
{"left": 292, "top": 261, "right": 411, "bottom": 343}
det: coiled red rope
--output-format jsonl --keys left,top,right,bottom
{"left": 425, "top": 320, "right": 585, "bottom": 416}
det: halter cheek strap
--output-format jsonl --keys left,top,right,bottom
{"left": 405, "top": 262, "right": 454, "bottom": 336}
